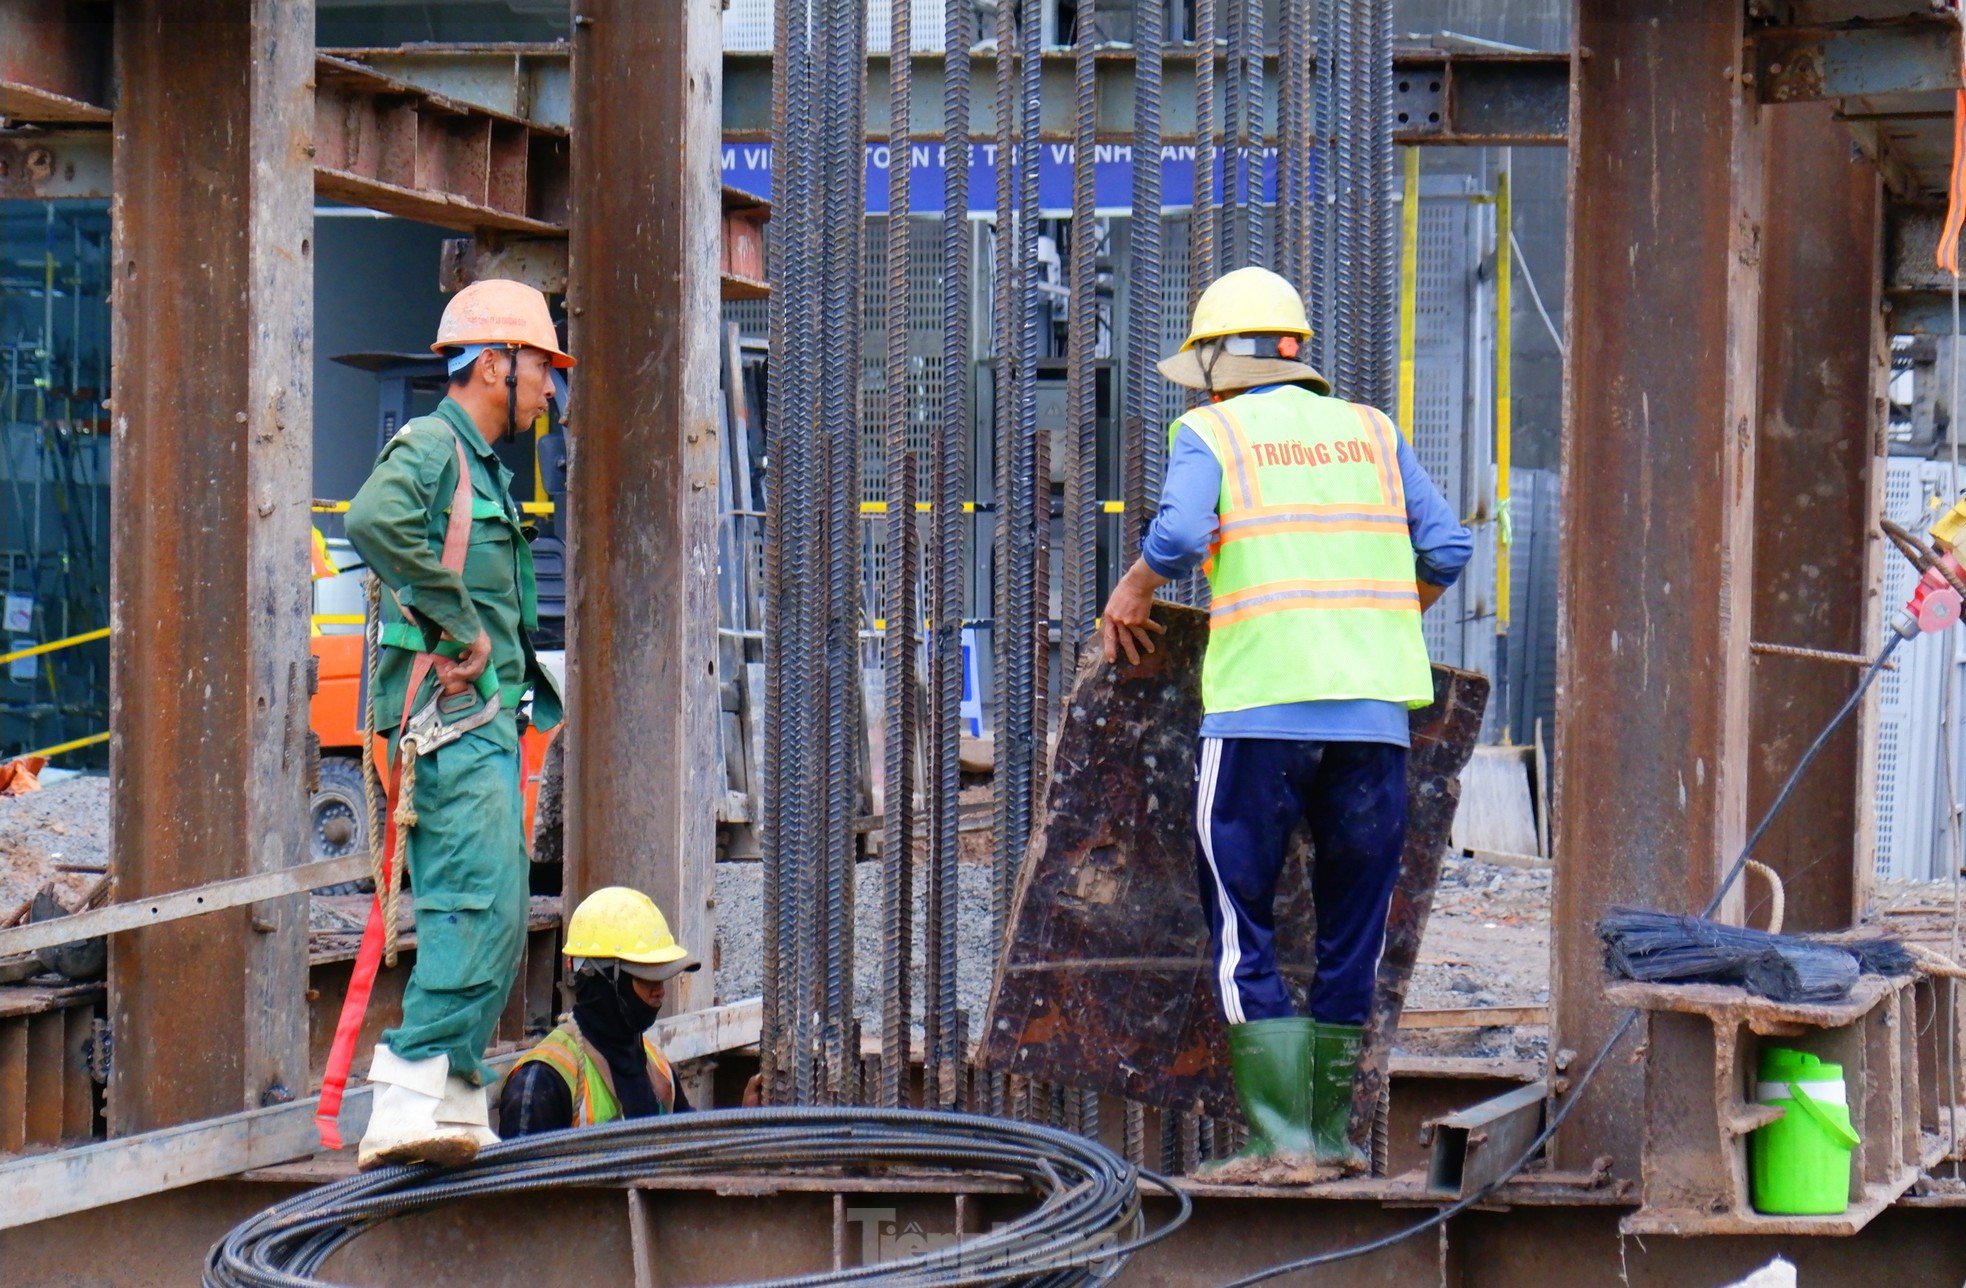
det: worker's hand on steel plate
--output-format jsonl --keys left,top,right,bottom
{"left": 742, "top": 1073, "right": 763, "bottom": 1108}
{"left": 1100, "top": 572, "right": 1166, "bottom": 667}
{"left": 436, "top": 630, "right": 493, "bottom": 696}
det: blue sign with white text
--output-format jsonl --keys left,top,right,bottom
{"left": 721, "top": 140, "right": 1295, "bottom": 215}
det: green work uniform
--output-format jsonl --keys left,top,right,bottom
{"left": 345, "top": 396, "right": 563, "bottom": 1085}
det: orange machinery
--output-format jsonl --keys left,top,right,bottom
{"left": 307, "top": 544, "right": 555, "bottom": 864}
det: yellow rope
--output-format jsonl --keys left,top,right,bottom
{"left": 1745, "top": 859, "right": 1785, "bottom": 936}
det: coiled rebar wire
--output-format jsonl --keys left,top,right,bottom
{"left": 1120, "top": 0, "right": 1163, "bottom": 558}
{"left": 204, "top": 1108, "right": 1193, "bottom": 1288}
{"left": 878, "top": 0, "right": 917, "bottom": 1114}
{"left": 925, "top": 0, "right": 972, "bottom": 1112}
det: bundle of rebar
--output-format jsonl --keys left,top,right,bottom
{"left": 764, "top": 0, "right": 867, "bottom": 1107}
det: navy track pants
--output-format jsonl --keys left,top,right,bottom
{"left": 1192, "top": 737, "right": 1407, "bottom": 1027}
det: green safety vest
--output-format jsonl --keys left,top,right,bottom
{"left": 507, "top": 1020, "right": 676, "bottom": 1126}
{"left": 1178, "top": 386, "right": 1435, "bottom": 715}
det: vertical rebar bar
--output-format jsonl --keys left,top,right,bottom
{"left": 1121, "top": 0, "right": 1164, "bottom": 556}
{"left": 1062, "top": 2, "right": 1099, "bottom": 678}
{"left": 878, "top": 0, "right": 917, "bottom": 1111}
{"left": 1242, "top": 0, "right": 1267, "bottom": 268}
{"left": 761, "top": 0, "right": 793, "bottom": 1106}
{"left": 1192, "top": 0, "right": 1217, "bottom": 306}
{"left": 769, "top": 0, "right": 825, "bottom": 1107}
{"left": 818, "top": 0, "right": 868, "bottom": 1106}
{"left": 925, "top": 0, "right": 972, "bottom": 1112}
{"left": 1220, "top": 0, "right": 1244, "bottom": 266}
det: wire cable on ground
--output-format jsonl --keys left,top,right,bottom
{"left": 205, "top": 1108, "right": 1191, "bottom": 1288}
{"left": 1220, "top": 631, "right": 1905, "bottom": 1286}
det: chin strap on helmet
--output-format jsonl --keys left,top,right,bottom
{"left": 503, "top": 342, "right": 521, "bottom": 439}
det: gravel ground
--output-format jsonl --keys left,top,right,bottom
{"left": 714, "top": 855, "right": 1000, "bottom": 1035}
{"left": 0, "top": 773, "right": 110, "bottom": 915}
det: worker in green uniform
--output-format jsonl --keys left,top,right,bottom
{"left": 346, "top": 279, "right": 573, "bottom": 1169}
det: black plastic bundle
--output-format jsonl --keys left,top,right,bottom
{"left": 1598, "top": 907, "right": 1882, "bottom": 1004}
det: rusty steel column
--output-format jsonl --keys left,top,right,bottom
{"left": 1552, "top": 0, "right": 1766, "bottom": 1174}
{"left": 1747, "top": 101, "right": 1887, "bottom": 934}
{"left": 109, "top": 0, "right": 315, "bottom": 1131}
{"left": 564, "top": 0, "right": 723, "bottom": 1014}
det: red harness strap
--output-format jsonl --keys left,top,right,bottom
{"left": 317, "top": 435, "right": 475, "bottom": 1150}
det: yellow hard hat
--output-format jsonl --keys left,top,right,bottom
{"left": 433, "top": 278, "right": 576, "bottom": 369}
{"left": 1178, "top": 266, "right": 1312, "bottom": 351}
{"left": 1158, "top": 267, "right": 1328, "bottom": 394}
{"left": 563, "top": 887, "right": 692, "bottom": 975}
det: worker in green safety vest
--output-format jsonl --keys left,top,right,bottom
{"left": 345, "top": 279, "right": 572, "bottom": 1170}
{"left": 1101, "top": 267, "right": 1474, "bottom": 1183}
{"left": 499, "top": 887, "right": 700, "bottom": 1133}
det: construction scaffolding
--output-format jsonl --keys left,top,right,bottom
{"left": 7, "top": 0, "right": 1966, "bottom": 1283}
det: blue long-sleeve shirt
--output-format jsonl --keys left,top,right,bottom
{"left": 1140, "top": 386, "right": 1475, "bottom": 747}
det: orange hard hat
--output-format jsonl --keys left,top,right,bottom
{"left": 432, "top": 279, "right": 576, "bottom": 368}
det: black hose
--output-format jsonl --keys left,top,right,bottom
{"left": 1219, "top": 631, "right": 1906, "bottom": 1286}
{"left": 205, "top": 1108, "right": 1190, "bottom": 1288}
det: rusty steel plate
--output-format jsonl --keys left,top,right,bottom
{"left": 977, "top": 601, "right": 1487, "bottom": 1124}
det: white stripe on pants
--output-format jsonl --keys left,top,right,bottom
{"left": 1195, "top": 736, "right": 1247, "bottom": 1025}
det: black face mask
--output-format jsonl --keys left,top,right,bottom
{"left": 571, "top": 965, "right": 665, "bottom": 1118}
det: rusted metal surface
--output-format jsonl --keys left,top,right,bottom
{"left": 1753, "top": 18, "right": 1961, "bottom": 105}
{"left": 719, "top": 48, "right": 1570, "bottom": 146}
{"left": 109, "top": 0, "right": 314, "bottom": 1134}
{"left": 977, "top": 601, "right": 1484, "bottom": 1123}
{"left": 30, "top": 1171, "right": 1966, "bottom": 1285}
{"left": 1555, "top": 0, "right": 1764, "bottom": 1178}
{"left": 563, "top": 0, "right": 724, "bottom": 1017}
{"left": 1610, "top": 975, "right": 1934, "bottom": 1236}
{"left": 0, "top": 131, "right": 110, "bottom": 198}
{"left": 1749, "top": 101, "right": 1887, "bottom": 935}
{"left": 0, "top": 0, "right": 110, "bottom": 122}
{"left": 313, "top": 53, "right": 566, "bottom": 235}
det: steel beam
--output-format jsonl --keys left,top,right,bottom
{"left": 563, "top": 0, "right": 723, "bottom": 1016}
{"left": 1554, "top": 0, "right": 1765, "bottom": 1177}
{"left": 0, "top": 0, "right": 110, "bottom": 122}
{"left": 1754, "top": 18, "right": 1962, "bottom": 104}
{"left": 109, "top": 0, "right": 315, "bottom": 1132}
{"left": 1748, "top": 101, "right": 1888, "bottom": 934}
{"left": 719, "top": 48, "right": 1571, "bottom": 145}
{"left": 0, "top": 128, "right": 110, "bottom": 197}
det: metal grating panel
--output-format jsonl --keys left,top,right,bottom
{"left": 1874, "top": 458, "right": 1952, "bottom": 880}
{"left": 863, "top": 217, "right": 951, "bottom": 613}
{"left": 1409, "top": 175, "right": 1496, "bottom": 715}
{"left": 723, "top": 0, "right": 947, "bottom": 53}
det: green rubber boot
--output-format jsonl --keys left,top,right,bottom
{"left": 1199, "top": 1017, "right": 1315, "bottom": 1180}
{"left": 1310, "top": 1021, "right": 1369, "bottom": 1172}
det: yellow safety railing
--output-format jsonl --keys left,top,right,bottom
{"left": 0, "top": 627, "right": 110, "bottom": 668}
{"left": 1395, "top": 147, "right": 1421, "bottom": 441}
{"left": 24, "top": 730, "right": 109, "bottom": 759}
